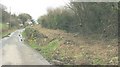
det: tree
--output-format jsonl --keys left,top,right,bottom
{"left": 68, "top": 2, "right": 118, "bottom": 36}
{"left": 37, "top": 7, "right": 75, "bottom": 31}
{"left": 9, "top": 14, "right": 20, "bottom": 28}
{"left": 38, "top": 2, "right": 118, "bottom": 39}
{"left": 2, "top": 10, "right": 10, "bottom": 23}
{"left": 1, "top": 4, "right": 22, "bottom": 29}
{"left": 0, "top": 4, "right": 10, "bottom": 23}
{"left": 18, "top": 13, "right": 32, "bottom": 25}
{"left": 0, "top": 4, "right": 7, "bottom": 22}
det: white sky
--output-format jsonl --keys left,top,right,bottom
{"left": 0, "top": 0, "right": 69, "bottom": 20}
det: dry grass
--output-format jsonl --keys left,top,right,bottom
{"left": 31, "top": 25, "right": 118, "bottom": 65}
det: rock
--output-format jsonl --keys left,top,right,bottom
{"left": 44, "top": 35, "right": 48, "bottom": 38}
{"left": 64, "top": 40, "right": 75, "bottom": 45}
{"left": 73, "top": 33, "right": 79, "bottom": 37}
{"left": 52, "top": 60, "right": 63, "bottom": 65}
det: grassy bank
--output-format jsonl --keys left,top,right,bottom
{"left": 22, "top": 28, "right": 60, "bottom": 63}
{"left": 1, "top": 29, "right": 15, "bottom": 38}
{"left": 0, "top": 23, "right": 8, "bottom": 29}
{"left": 23, "top": 26, "right": 118, "bottom": 65}
{"left": 0, "top": 23, "right": 16, "bottom": 39}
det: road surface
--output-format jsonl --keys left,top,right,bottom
{"left": 0, "top": 29, "right": 50, "bottom": 65}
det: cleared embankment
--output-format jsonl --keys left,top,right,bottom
{"left": 23, "top": 25, "right": 118, "bottom": 65}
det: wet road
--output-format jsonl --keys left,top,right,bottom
{"left": 0, "top": 29, "right": 50, "bottom": 65}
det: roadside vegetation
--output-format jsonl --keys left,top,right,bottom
{"left": 0, "top": 23, "right": 12, "bottom": 38}
{"left": 38, "top": 2, "right": 118, "bottom": 39}
{"left": 23, "top": 2, "right": 118, "bottom": 65}
{"left": 0, "top": 4, "right": 18, "bottom": 38}
{"left": 0, "top": 21, "right": 16, "bottom": 39}
{"left": 0, "top": 4, "right": 33, "bottom": 38}
{"left": 23, "top": 25, "right": 118, "bottom": 65}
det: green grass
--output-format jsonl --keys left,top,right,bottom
{"left": 22, "top": 31, "right": 26, "bottom": 38}
{"left": 22, "top": 28, "right": 60, "bottom": 60}
{"left": 0, "top": 23, "right": 8, "bottom": 30}
{"left": 0, "top": 23, "right": 9, "bottom": 38}
{"left": 28, "top": 39, "right": 60, "bottom": 60}
{"left": 40, "top": 39, "right": 59, "bottom": 58}
{"left": 92, "top": 58, "right": 104, "bottom": 65}
{"left": 22, "top": 27, "right": 118, "bottom": 65}
{"left": 29, "top": 40, "right": 39, "bottom": 49}
{"left": 0, "top": 23, "right": 2, "bottom": 29}
{"left": 0, "top": 23, "right": 16, "bottom": 39}
{"left": 1, "top": 29, "right": 15, "bottom": 38}
{"left": 24, "top": 34, "right": 60, "bottom": 61}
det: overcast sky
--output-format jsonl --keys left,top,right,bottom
{"left": 0, "top": 0, "right": 69, "bottom": 20}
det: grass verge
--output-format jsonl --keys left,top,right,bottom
{"left": 0, "top": 23, "right": 14, "bottom": 38}
{"left": 23, "top": 26, "right": 118, "bottom": 65}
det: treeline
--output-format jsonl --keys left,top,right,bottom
{"left": 37, "top": 7, "right": 76, "bottom": 31}
{"left": 0, "top": 4, "right": 32, "bottom": 28}
{"left": 37, "top": 2, "right": 118, "bottom": 39}
{"left": 1, "top": 4, "right": 19, "bottom": 28}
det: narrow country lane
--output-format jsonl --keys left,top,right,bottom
{"left": 0, "top": 29, "right": 50, "bottom": 65}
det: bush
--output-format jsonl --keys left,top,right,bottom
{"left": 37, "top": 2, "right": 118, "bottom": 39}
{"left": 23, "top": 27, "right": 46, "bottom": 45}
